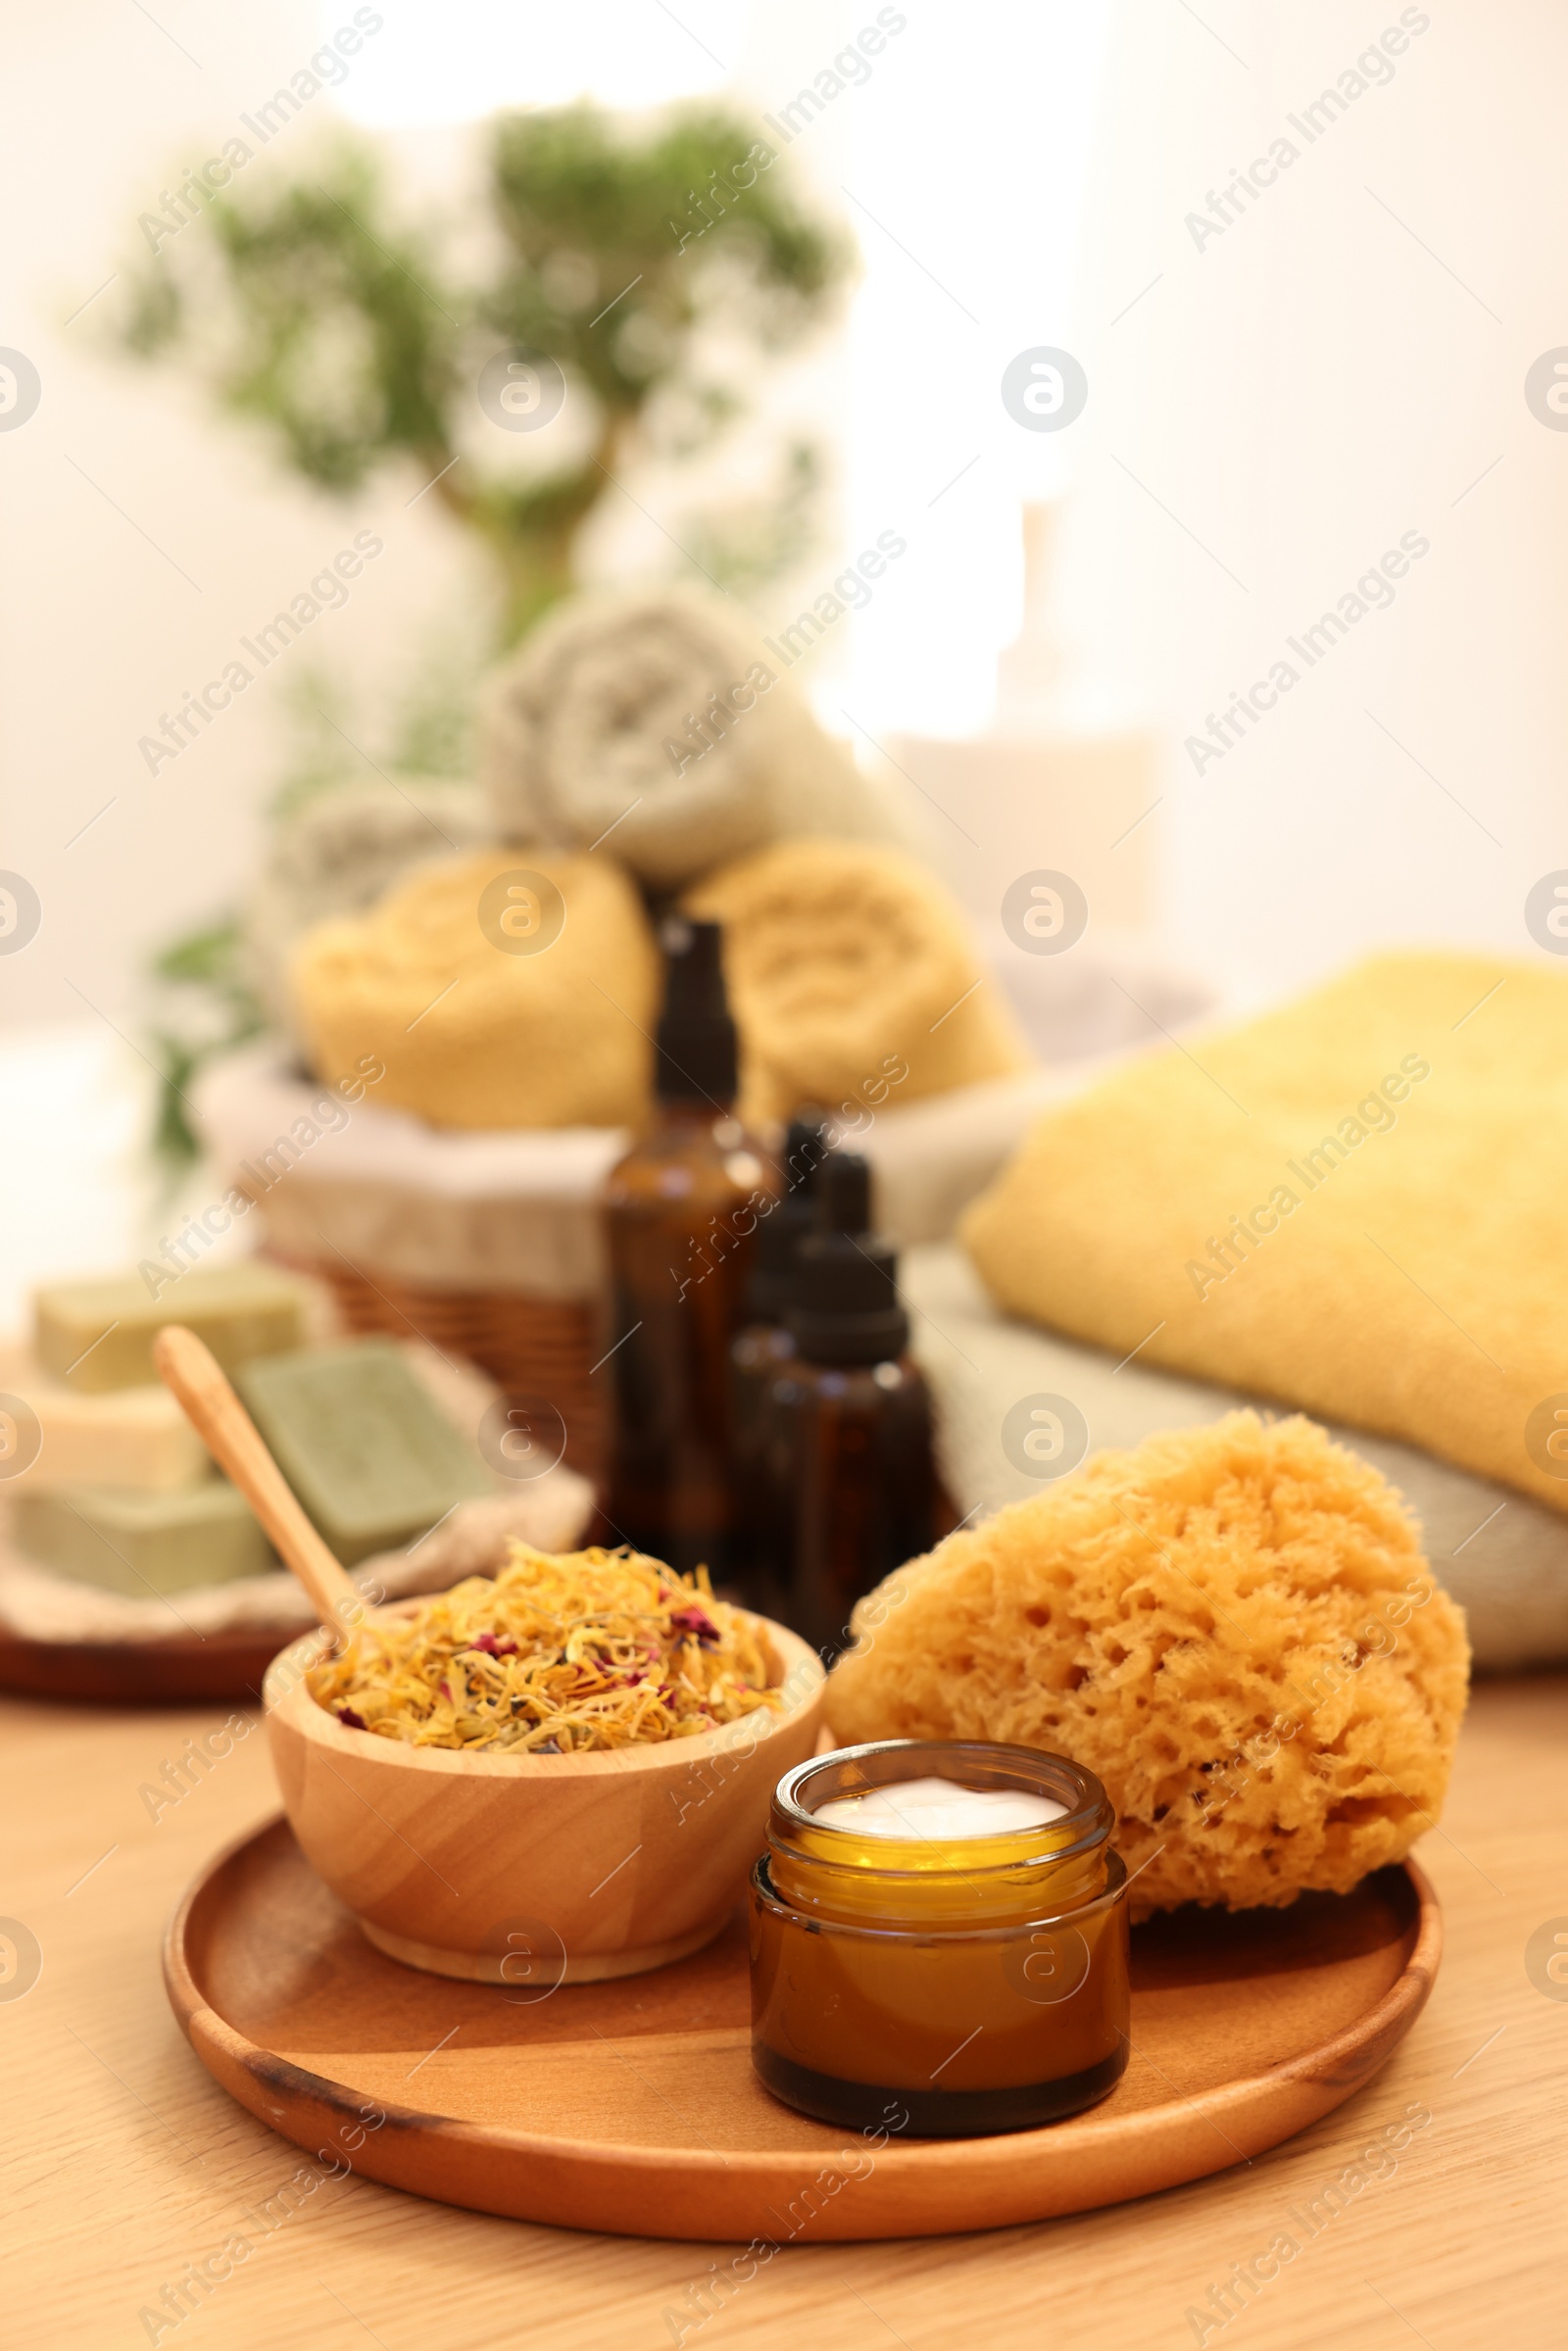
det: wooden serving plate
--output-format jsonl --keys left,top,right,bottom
{"left": 165, "top": 1816, "right": 1440, "bottom": 2240}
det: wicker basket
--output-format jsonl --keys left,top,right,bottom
{"left": 197, "top": 1050, "right": 624, "bottom": 1490}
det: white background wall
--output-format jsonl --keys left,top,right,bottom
{"left": 1055, "top": 0, "right": 1568, "bottom": 995}
{"left": 0, "top": 0, "right": 472, "bottom": 1038}
{"left": 2, "top": 0, "right": 1565, "bottom": 1035}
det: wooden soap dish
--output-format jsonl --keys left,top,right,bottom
{"left": 0, "top": 1619, "right": 290, "bottom": 1707}
{"left": 165, "top": 1819, "right": 1440, "bottom": 2241}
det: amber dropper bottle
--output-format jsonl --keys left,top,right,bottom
{"left": 603, "top": 919, "right": 776, "bottom": 1577}
{"left": 729, "top": 1110, "right": 833, "bottom": 1592}
{"left": 752, "top": 1152, "right": 935, "bottom": 1656}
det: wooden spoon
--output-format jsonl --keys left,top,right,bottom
{"left": 153, "top": 1323, "right": 366, "bottom": 1643}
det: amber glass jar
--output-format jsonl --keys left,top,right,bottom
{"left": 749, "top": 1739, "right": 1129, "bottom": 2136}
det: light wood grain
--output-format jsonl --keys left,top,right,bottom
{"left": 152, "top": 1324, "right": 363, "bottom": 1639}
{"left": 2, "top": 1679, "right": 1563, "bottom": 2349}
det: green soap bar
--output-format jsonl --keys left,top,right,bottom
{"left": 34, "top": 1260, "right": 307, "bottom": 1394}
{"left": 234, "top": 1341, "right": 490, "bottom": 1566}
{"left": 13, "top": 1480, "right": 274, "bottom": 1596}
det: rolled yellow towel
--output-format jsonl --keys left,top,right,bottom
{"left": 244, "top": 776, "right": 489, "bottom": 1039}
{"left": 682, "top": 839, "right": 1032, "bottom": 1126}
{"left": 826, "top": 1411, "right": 1470, "bottom": 1914}
{"left": 290, "top": 850, "right": 659, "bottom": 1129}
{"left": 962, "top": 950, "right": 1568, "bottom": 1516}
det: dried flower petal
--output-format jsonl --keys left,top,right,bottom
{"left": 307, "top": 1545, "right": 783, "bottom": 1755}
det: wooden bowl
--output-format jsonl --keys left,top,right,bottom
{"left": 264, "top": 1613, "right": 824, "bottom": 1984}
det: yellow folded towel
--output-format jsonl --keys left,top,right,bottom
{"left": 682, "top": 839, "right": 1032, "bottom": 1126}
{"left": 961, "top": 951, "right": 1568, "bottom": 1514}
{"left": 291, "top": 851, "right": 659, "bottom": 1130}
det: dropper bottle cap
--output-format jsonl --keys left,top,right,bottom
{"left": 655, "top": 918, "right": 737, "bottom": 1106}
{"left": 786, "top": 1152, "right": 909, "bottom": 1366}
{"left": 746, "top": 1110, "right": 833, "bottom": 1320}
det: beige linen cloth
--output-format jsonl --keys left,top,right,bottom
{"left": 194, "top": 1046, "right": 627, "bottom": 1298}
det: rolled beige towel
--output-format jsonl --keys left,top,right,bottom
{"left": 244, "top": 777, "right": 490, "bottom": 1036}
{"left": 683, "top": 839, "right": 1034, "bottom": 1126}
{"left": 290, "top": 849, "right": 660, "bottom": 1129}
{"left": 480, "top": 585, "right": 897, "bottom": 891}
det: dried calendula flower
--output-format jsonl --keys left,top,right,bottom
{"left": 309, "top": 1543, "right": 783, "bottom": 1753}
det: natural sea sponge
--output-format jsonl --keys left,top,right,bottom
{"left": 290, "top": 850, "right": 660, "bottom": 1130}
{"left": 826, "top": 1412, "right": 1470, "bottom": 1914}
{"left": 682, "top": 838, "right": 1031, "bottom": 1125}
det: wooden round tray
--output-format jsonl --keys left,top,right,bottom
{"left": 165, "top": 1815, "right": 1440, "bottom": 2240}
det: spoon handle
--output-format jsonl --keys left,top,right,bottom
{"left": 153, "top": 1323, "right": 364, "bottom": 1641}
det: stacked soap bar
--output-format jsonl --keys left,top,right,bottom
{"left": 0, "top": 1344, "right": 208, "bottom": 1494}
{"left": 4, "top": 1260, "right": 309, "bottom": 1596}
{"left": 236, "top": 1340, "right": 491, "bottom": 1564}
{"left": 11, "top": 1482, "right": 273, "bottom": 1597}
{"left": 34, "top": 1260, "right": 305, "bottom": 1392}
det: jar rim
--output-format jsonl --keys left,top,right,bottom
{"left": 751, "top": 1843, "right": 1129, "bottom": 1943}
{"left": 770, "top": 1738, "right": 1114, "bottom": 1878}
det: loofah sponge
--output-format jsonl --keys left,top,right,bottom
{"left": 682, "top": 838, "right": 1032, "bottom": 1126}
{"left": 290, "top": 849, "right": 660, "bottom": 1130}
{"left": 826, "top": 1411, "right": 1470, "bottom": 1914}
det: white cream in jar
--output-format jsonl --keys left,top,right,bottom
{"left": 810, "top": 1774, "right": 1069, "bottom": 1841}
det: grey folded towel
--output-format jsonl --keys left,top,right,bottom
{"left": 479, "top": 585, "right": 899, "bottom": 890}
{"left": 905, "top": 1243, "right": 1568, "bottom": 1671}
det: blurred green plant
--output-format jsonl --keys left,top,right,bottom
{"left": 117, "top": 103, "right": 851, "bottom": 640}
{"left": 117, "top": 102, "right": 850, "bottom": 1166}
{"left": 147, "top": 921, "right": 267, "bottom": 1169}
{"left": 145, "top": 650, "right": 488, "bottom": 1167}
{"left": 268, "top": 638, "right": 487, "bottom": 824}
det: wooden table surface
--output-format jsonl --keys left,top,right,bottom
{"left": 3, "top": 1675, "right": 1563, "bottom": 2351}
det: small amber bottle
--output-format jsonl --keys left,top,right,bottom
{"left": 752, "top": 1153, "right": 935, "bottom": 1655}
{"left": 603, "top": 920, "right": 775, "bottom": 1576}
{"left": 729, "top": 1111, "right": 832, "bottom": 1591}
